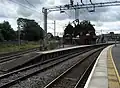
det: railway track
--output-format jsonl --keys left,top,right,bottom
{"left": 44, "top": 47, "right": 102, "bottom": 88}
{"left": 0, "top": 47, "right": 39, "bottom": 63}
{"left": 0, "top": 47, "right": 98, "bottom": 88}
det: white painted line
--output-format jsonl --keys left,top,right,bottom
{"left": 84, "top": 45, "right": 113, "bottom": 88}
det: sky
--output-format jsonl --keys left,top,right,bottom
{"left": 0, "top": 0, "right": 120, "bottom": 36}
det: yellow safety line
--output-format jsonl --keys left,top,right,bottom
{"left": 110, "top": 46, "right": 120, "bottom": 84}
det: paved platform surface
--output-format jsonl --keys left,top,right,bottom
{"left": 84, "top": 45, "right": 120, "bottom": 88}
{"left": 112, "top": 44, "right": 120, "bottom": 75}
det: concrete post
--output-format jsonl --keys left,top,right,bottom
{"left": 43, "top": 8, "right": 48, "bottom": 49}
{"left": 54, "top": 20, "right": 56, "bottom": 36}
{"left": 18, "top": 26, "right": 21, "bottom": 49}
{"left": 43, "top": 8, "right": 47, "bottom": 33}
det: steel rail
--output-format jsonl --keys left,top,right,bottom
{"left": 74, "top": 51, "right": 98, "bottom": 88}
{"left": 0, "top": 47, "right": 39, "bottom": 62}
{"left": 0, "top": 47, "right": 38, "bottom": 59}
{"left": 0, "top": 46, "right": 94, "bottom": 73}
{"left": 0, "top": 49, "right": 83, "bottom": 77}
{"left": 0, "top": 47, "right": 94, "bottom": 88}
{"left": 44, "top": 47, "right": 103, "bottom": 88}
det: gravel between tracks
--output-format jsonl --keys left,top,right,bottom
{"left": 8, "top": 49, "right": 98, "bottom": 88}
{"left": 49, "top": 51, "right": 101, "bottom": 88}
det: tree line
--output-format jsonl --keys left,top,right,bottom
{"left": 0, "top": 18, "right": 95, "bottom": 42}
{"left": 64, "top": 20, "right": 96, "bottom": 38}
{"left": 0, "top": 21, "right": 16, "bottom": 41}
{"left": 17, "top": 18, "right": 44, "bottom": 41}
{"left": 0, "top": 18, "right": 44, "bottom": 42}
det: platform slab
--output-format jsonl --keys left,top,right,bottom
{"left": 112, "top": 44, "right": 120, "bottom": 75}
{"left": 84, "top": 45, "right": 120, "bottom": 88}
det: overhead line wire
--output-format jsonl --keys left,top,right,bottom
{"left": 8, "top": 0, "right": 45, "bottom": 23}
{"left": 9, "top": 0, "right": 41, "bottom": 14}
{"left": 24, "top": 0, "right": 36, "bottom": 8}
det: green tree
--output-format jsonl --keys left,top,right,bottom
{"left": 74, "top": 23, "right": 82, "bottom": 37}
{"left": 73, "top": 20, "right": 94, "bottom": 36}
{"left": 64, "top": 23, "right": 74, "bottom": 36}
{"left": 47, "top": 32, "right": 53, "bottom": 39}
{"left": 64, "top": 20, "right": 95, "bottom": 37}
{"left": 17, "top": 18, "right": 44, "bottom": 41}
{"left": 0, "top": 30, "right": 4, "bottom": 41}
{"left": 80, "top": 20, "right": 95, "bottom": 35}
{"left": 0, "top": 21, "right": 16, "bottom": 41}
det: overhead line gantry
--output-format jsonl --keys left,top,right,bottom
{"left": 42, "top": 1, "right": 120, "bottom": 33}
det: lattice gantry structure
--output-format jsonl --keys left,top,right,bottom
{"left": 42, "top": 0, "right": 120, "bottom": 34}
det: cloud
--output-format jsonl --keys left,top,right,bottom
{"left": 17, "top": 6, "right": 33, "bottom": 17}
{"left": 0, "top": 0, "right": 120, "bottom": 34}
{"left": 0, "top": 17, "right": 18, "bottom": 30}
{"left": 48, "top": 0, "right": 119, "bottom": 23}
{"left": 14, "top": 0, "right": 46, "bottom": 6}
{"left": 46, "top": 0, "right": 110, "bottom": 22}
{"left": 7, "top": 0, "right": 47, "bottom": 17}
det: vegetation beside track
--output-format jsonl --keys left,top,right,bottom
{"left": 0, "top": 42, "right": 40, "bottom": 54}
{"left": 0, "top": 40, "right": 60, "bottom": 54}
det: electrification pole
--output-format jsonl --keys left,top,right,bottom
{"left": 54, "top": 20, "right": 56, "bottom": 36}
{"left": 43, "top": 8, "right": 47, "bottom": 33}
{"left": 42, "top": 1, "right": 120, "bottom": 36}
{"left": 42, "top": 0, "right": 120, "bottom": 48}
{"left": 42, "top": 8, "right": 48, "bottom": 49}
{"left": 18, "top": 26, "right": 21, "bottom": 49}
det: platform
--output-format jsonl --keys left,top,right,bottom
{"left": 112, "top": 44, "right": 120, "bottom": 75}
{"left": 84, "top": 44, "right": 120, "bottom": 88}
{"left": 0, "top": 45, "right": 90, "bottom": 72}
{"left": 0, "top": 52, "right": 40, "bottom": 72}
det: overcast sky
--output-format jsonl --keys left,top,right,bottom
{"left": 0, "top": 0, "right": 120, "bottom": 35}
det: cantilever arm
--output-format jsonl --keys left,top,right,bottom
{"left": 90, "top": 0, "right": 94, "bottom": 5}
{"left": 86, "top": 0, "right": 95, "bottom": 12}
{"left": 81, "top": 0, "right": 85, "bottom": 5}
